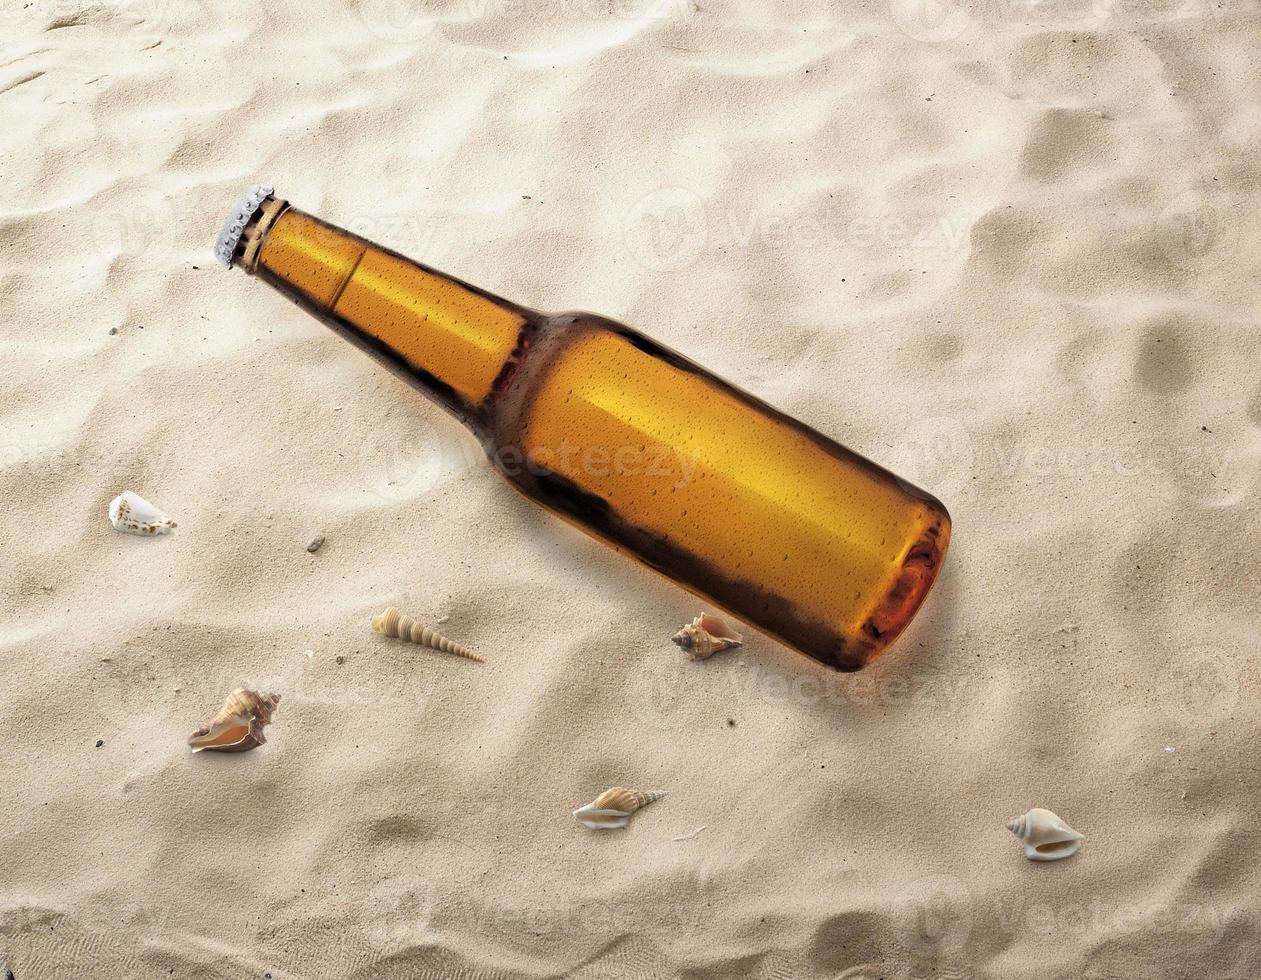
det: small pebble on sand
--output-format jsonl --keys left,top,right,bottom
{"left": 95, "top": 739, "right": 104, "bottom": 748}
{"left": 306, "top": 535, "right": 325, "bottom": 553}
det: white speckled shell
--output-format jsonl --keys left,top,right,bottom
{"left": 1006, "top": 807, "right": 1084, "bottom": 862}
{"left": 108, "top": 491, "right": 176, "bottom": 536}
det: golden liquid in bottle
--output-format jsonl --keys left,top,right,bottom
{"left": 234, "top": 199, "right": 949, "bottom": 670}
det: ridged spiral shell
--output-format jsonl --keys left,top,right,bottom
{"left": 372, "top": 606, "right": 483, "bottom": 662}
{"left": 573, "top": 787, "right": 667, "bottom": 830}
{"left": 189, "top": 688, "right": 280, "bottom": 753}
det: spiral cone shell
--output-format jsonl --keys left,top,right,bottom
{"left": 573, "top": 787, "right": 667, "bottom": 830}
{"left": 188, "top": 688, "right": 280, "bottom": 753}
{"left": 671, "top": 612, "right": 743, "bottom": 660}
{"left": 1006, "top": 807, "right": 1084, "bottom": 861}
{"left": 372, "top": 606, "right": 483, "bottom": 662}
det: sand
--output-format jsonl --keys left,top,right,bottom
{"left": 2, "top": 0, "right": 1259, "bottom": 976}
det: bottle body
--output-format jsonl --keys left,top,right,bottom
{"left": 229, "top": 195, "right": 949, "bottom": 670}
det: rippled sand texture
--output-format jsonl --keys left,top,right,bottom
{"left": 2, "top": 0, "right": 1260, "bottom": 977}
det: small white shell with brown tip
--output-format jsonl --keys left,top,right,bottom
{"left": 1006, "top": 807, "right": 1084, "bottom": 861}
{"left": 672, "top": 612, "right": 742, "bottom": 660}
{"left": 573, "top": 788, "right": 667, "bottom": 830}
{"left": 372, "top": 606, "right": 483, "bottom": 662}
{"left": 109, "top": 491, "right": 176, "bottom": 536}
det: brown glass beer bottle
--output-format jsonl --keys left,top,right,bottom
{"left": 215, "top": 185, "right": 950, "bottom": 670}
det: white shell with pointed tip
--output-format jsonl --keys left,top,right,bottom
{"left": 108, "top": 491, "right": 176, "bottom": 536}
{"left": 572, "top": 804, "right": 634, "bottom": 830}
{"left": 1006, "top": 807, "right": 1084, "bottom": 861}
{"left": 573, "top": 788, "right": 666, "bottom": 830}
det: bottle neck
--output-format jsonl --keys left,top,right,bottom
{"left": 246, "top": 203, "right": 536, "bottom": 426}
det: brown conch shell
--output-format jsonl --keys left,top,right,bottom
{"left": 188, "top": 688, "right": 280, "bottom": 753}
{"left": 372, "top": 606, "right": 483, "bottom": 662}
{"left": 573, "top": 787, "right": 667, "bottom": 830}
{"left": 672, "top": 612, "right": 743, "bottom": 660}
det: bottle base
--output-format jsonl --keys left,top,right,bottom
{"left": 846, "top": 508, "right": 951, "bottom": 670}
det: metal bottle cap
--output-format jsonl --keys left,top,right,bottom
{"left": 213, "top": 183, "right": 274, "bottom": 269}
